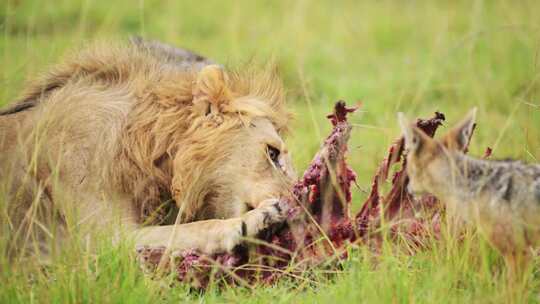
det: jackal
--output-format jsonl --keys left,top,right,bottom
{"left": 398, "top": 109, "right": 540, "bottom": 273}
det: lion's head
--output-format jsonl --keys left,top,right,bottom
{"left": 172, "top": 65, "right": 297, "bottom": 221}
{"left": 115, "top": 60, "right": 296, "bottom": 224}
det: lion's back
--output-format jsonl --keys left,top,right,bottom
{"left": 0, "top": 40, "right": 210, "bottom": 198}
{"left": 1, "top": 38, "right": 212, "bottom": 117}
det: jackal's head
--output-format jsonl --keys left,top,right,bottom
{"left": 397, "top": 109, "right": 477, "bottom": 197}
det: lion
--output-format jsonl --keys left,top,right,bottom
{"left": 0, "top": 39, "right": 296, "bottom": 260}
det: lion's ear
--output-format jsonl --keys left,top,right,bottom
{"left": 192, "top": 65, "right": 232, "bottom": 116}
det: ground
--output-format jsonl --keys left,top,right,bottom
{"left": 1, "top": 1, "right": 540, "bottom": 303}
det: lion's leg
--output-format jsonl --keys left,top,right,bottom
{"left": 134, "top": 198, "right": 289, "bottom": 255}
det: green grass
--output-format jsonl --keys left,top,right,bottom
{"left": 1, "top": 0, "right": 540, "bottom": 302}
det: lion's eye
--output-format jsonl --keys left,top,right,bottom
{"left": 267, "top": 145, "right": 280, "bottom": 165}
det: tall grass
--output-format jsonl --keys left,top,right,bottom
{"left": 1, "top": 0, "right": 540, "bottom": 302}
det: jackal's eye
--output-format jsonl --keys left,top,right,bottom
{"left": 267, "top": 145, "right": 280, "bottom": 165}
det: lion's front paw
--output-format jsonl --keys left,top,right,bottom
{"left": 258, "top": 198, "right": 292, "bottom": 223}
{"left": 242, "top": 198, "right": 290, "bottom": 236}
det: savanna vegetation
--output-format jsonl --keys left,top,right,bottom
{"left": 1, "top": 1, "right": 540, "bottom": 302}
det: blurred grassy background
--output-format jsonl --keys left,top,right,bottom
{"left": 1, "top": 0, "right": 540, "bottom": 303}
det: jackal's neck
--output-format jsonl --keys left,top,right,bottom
{"left": 447, "top": 152, "right": 531, "bottom": 202}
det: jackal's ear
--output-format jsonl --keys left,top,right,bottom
{"left": 398, "top": 112, "right": 432, "bottom": 155}
{"left": 192, "top": 65, "right": 233, "bottom": 116}
{"left": 441, "top": 108, "right": 477, "bottom": 151}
